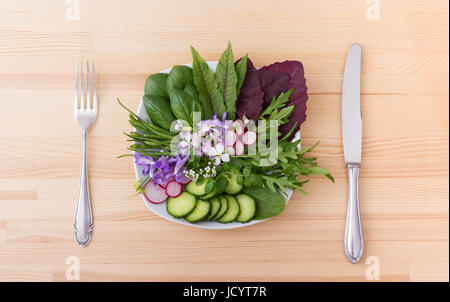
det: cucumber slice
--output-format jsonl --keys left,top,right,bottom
{"left": 186, "top": 179, "right": 213, "bottom": 196}
{"left": 218, "top": 195, "right": 240, "bottom": 223}
{"left": 206, "top": 197, "right": 221, "bottom": 220}
{"left": 235, "top": 194, "right": 256, "bottom": 223}
{"left": 201, "top": 189, "right": 216, "bottom": 200}
{"left": 213, "top": 195, "right": 229, "bottom": 220}
{"left": 224, "top": 174, "right": 243, "bottom": 195}
{"left": 185, "top": 199, "right": 211, "bottom": 223}
{"left": 166, "top": 192, "right": 197, "bottom": 218}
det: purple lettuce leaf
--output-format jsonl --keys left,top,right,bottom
{"left": 259, "top": 69, "right": 290, "bottom": 107}
{"left": 235, "top": 58, "right": 264, "bottom": 120}
{"left": 260, "top": 60, "right": 308, "bottom": 138}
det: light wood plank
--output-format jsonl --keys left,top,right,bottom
{"left": 0, "top": 0, "right": 448, "bottom": 281}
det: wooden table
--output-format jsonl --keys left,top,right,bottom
{"left": 0, "top": 0, "right": 448, "bottom": 282}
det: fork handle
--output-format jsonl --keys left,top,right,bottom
{"left": 344, "top": 163, "right": 364, "bottom": 263}
{"left": 74, "top": 130, "right": 93, "bottom": 247}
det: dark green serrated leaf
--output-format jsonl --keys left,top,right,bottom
{"left": 235, "top": 54, "right": 248, "bottom": 95}
{"left": 191, "top": 46, "right": 226, "bottom": 119}
{"left": 216, "top": 42, "right": 238, "bottom": 119}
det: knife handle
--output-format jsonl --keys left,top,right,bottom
{"left": 344, "top": 163, "right": 364, "bottom": 263}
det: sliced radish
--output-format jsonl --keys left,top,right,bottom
{"left": 144, "top": 182, "right": 168, "bottom": 204}
{"left": 224, "top": 130, "right": 237, "bottom": 146}
{"left": 225, "top": 146, "right": 235, "bottom": 155}
{"left": 235, "top": 140, "right": 244, "bottom": 155}
{"left": 242, "top": 131, "right": 257, "bottom": 145}
{"left": 178, "top": 174, "right": 192, "bottom": 185}
{"left": 233, "top": 120, "right": 244, "bottom": 136}
{"left": 165, "top": 180, "right": 183, "bottom": 198}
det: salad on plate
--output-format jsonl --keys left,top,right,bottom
{"left": 118, "top": 42, "right": 333, "bottom": 225}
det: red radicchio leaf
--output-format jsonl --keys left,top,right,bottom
{"left": 259, "top": 69, "right": 290, "bottom": 107}
{"left": 260, "top": 60, "right": 308, "bottom": 138}
{"left": 235, "top": 58, "right": 264, "bottom": 120}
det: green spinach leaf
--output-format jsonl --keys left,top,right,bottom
{"left": 169, "top": 88, "right": 201, "bottom": 126}
{"left": 145, "top": 73, "right": 169, "bottom": 98}
{"left": 241, "top": 187, "right": 286, "bottom": 220}
{"left": 143, "top": 95, "right": 175, "bottom": 130}
{"left": 167, "top": 65, "right": 194, "bottom": 91}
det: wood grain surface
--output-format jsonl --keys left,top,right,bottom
{"left": 0, "top": 0, "right": 448, "bottom": 282}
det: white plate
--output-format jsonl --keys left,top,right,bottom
{"left": 134, "top": 61, "right": 299, "bottom": 229}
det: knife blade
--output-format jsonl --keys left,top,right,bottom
{"left": 342, "top": 44, "right": 362, "bottom": 165}
{"left": 342, "top": 43, "right": 364, "bottom": 263}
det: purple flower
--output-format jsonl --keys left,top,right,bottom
{"left": 135, "top": 153, "right": 190, "bottom": 186}
{"left": 134, "top": 153, "right": 156, "bottom": 176}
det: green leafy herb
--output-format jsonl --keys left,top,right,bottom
{"left": 242, "top": 187, "right": 286, "bottom": 220}
{"left": 214, "top": 174, "right": 228, "bottom": 194}
{"left": 143, "top": 95, "right": 176, "bottom": 131}
{"left": 235, "top": 54, "right": 248, "bottom": 95}
{"left": 144, "top": 73, "right": 169, "bottom": 98}
{"left": 191, "top": 46, "right": 226, "bottom": 119}
{"left": 169, "top": 88, "right": 201, "bottom": 126}
{"left": 216, "top": 42, "right": 238, "bottom": 119}
{"left": 167, "top": 65, "right": 194, "bottom": 91}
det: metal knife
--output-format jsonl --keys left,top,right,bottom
{"left": 342, "top": 43, "right": 364, "bottom": 263}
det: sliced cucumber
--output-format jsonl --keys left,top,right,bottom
{"left": 186, "top": 179, "right": 213, "bottom": 196}
{"left": 235, "top": 194, "right": 256, "bottom": 223}
{"left": 185, "top": 199, "right": 211, "bottom": 223}
{"left": 213, "top": 195, "right": 229, "bottom": 220}
{"left": 166, "top": 192, "right": 196, "bottom": 218}
{"left": 206, "top": 197, "right": 221, "bottom": 220}
{"left": 201, "top": 189, "right": 216, "bottom": 200}
{"left": 218, "top": 195, "right": 240, "bottom": 223}
{"left": 224, "top": 173, "right": 243, "bottom": 195}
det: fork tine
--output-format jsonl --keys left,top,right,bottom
{"left": 87, "top": 61, "right": 91, "bottom": 109}
{"left": 80, "top": 61, "right": 85, "bottom": 109}
{"left": 75, "top": 63, "right": 79, "bottom": 110}
{"left": 93, "top": 62, "right": 97, "bottom": 111}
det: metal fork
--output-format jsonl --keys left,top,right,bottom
{"left": 74, "top": 61, "right": 97, "bottom": 247}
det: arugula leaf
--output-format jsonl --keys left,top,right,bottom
{"left": 216, "top": 42, "right": 238, "bottom": 119}
{"left": 258, "top": 88, "right": 294, "bottom": 119}
{"left": 169, "top": 88, "right": 201, "bottom": 126}
{"left": 145, "top": 73, "right": 169, "bottom": 98}
{"left": 235, "top": 54, "right": 248, "bottom": 95}
{"left": 143, "top": 95, "right": 176, "bottom": 130}
{"left": 191, "top": 46, "right": 226, "bottom": 119}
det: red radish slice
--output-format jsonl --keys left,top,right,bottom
{"left": 233, "top": 120, "right": 244, "bottom": 136}
{"left": 224, "top": 130, "right": 237, "bottom": 146}
{"left": 225, "top": 146, "right": 235, "bottom": 155}
{"left": 165, "top": 181, "right": 182, "bottom": 198}
{"left": 144, "top": 182, "right": 168, "bottom": 204}
{"left": 178, "top": 174, "right": 192, "bottom": 185}
{"left": 235, "top": 140, "right": 244, "bottom": 155}
{"left": 242, "top": 131, "right": 257, "bottom": 145}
